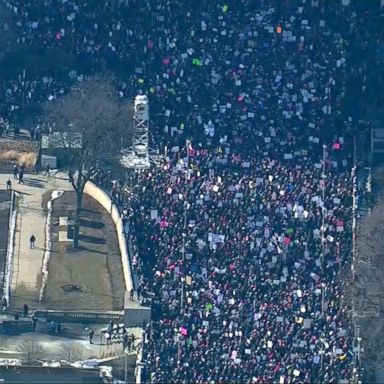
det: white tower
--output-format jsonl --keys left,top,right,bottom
{"left": 120, "top": 95, "right": 151, "bottom": 169}
{"left": 132, "top": 95, "right": 149, "bottom": 160}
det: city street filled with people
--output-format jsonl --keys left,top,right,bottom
{"left": 1, "top": 0, "right": 384, "bottom": 382}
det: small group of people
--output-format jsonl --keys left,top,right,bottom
{"left": 5, "top": 163, "right": 52, "bottom": 190}
{"left": 88, "top": 320, "right": 135, "bottom": 351}
{"left": 49, "top": 320, "right": 63, "bottom": 335}
{"left": 123, "top": 332, "right": 137, "bottom": 353}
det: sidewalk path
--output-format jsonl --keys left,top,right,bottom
{"left": 0, "top": 172, "right": 72, "bottom": 310}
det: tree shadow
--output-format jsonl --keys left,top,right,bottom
{"left": 78, "top": 234, "right": 106, "bottom": 245}
{"left": 79, "top": 218, "right": 104, "bottom": 229}
{"left": 80, "top": 208, "right": 99, "bottom": 214}
{"left": 23, "top": 179, "right": 45, "bottom": 189}
{"left": 79, "top": 246, "right": 108, "bottom": 255}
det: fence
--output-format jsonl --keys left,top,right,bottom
{"left": 34, "top": 310, "right": 124, "bottom": 324}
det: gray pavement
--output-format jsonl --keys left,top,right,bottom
{"left": 0, "top": 172, "right": 72, "bottom": 310}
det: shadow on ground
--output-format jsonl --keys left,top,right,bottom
{"left": 79, "top": 234, "right": 106, "bottom": 245}
{"left": 79, "top": 218, "right": 104, "bottom": 229}
{"left": 23, "top": 178, "right": 46, "bottom": 189}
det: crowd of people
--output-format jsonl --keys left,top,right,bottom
{"left": 0, "top": 0, "right": 383, "bottom": 382}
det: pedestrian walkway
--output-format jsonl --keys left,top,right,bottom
{"left": 0, "top": 172, "right": 72, "bottom": 310}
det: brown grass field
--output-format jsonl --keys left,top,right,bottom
{"left": 0, "top": 138, "right": 38, "bottom": 170}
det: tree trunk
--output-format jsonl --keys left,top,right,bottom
{"left": 73, "top": 190, "right": 83, "bottom": 248}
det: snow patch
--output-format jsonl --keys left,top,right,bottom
{"left": 39, "top": 191, "right": 64, "bottom": 302}
{"left": 2, "top": 193, "right": 16, "bottom": 307}
{"left": 0, "top": 358, "right": 22, "bottom": 366}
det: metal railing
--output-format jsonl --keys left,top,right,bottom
{"left": 34, "top": 310, "right": 124, "bottom": 324}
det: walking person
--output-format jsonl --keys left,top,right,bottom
{"left": 6, "top": 179, "right": 11, "bottom": 190}
{"left": 34, "top": 161, "right": 40, "bottom": 175}
{"left": 2, "top": 297, "right": 7, "bottom": 312}
{"left": 45, "top": 163, "right": 50, "bottom": 177}
{"left": 88, "top": 328, "right": 94, "bottom": 344}
{"left": 23, "top": 303, "right": 29, "bottom": 317}
{"left": 123, "top": 332, "right": 129, "bottom": 352}
{"left": 13, "top": 164, "right": 18, "bottom": 180}
{"left": 29, "top": 234, "right": 36, "bottom": 249}
{"left": 114, "top": 323, "right": 120, "bottom": 339}
{"left": 108, "top": 320, "right": 114, "bottom": 335}
{"left": 18, "top": 170, "right": 24, "bottom": 184}
{"left": 31, "top": 315, "right": 37, "bottom": 332}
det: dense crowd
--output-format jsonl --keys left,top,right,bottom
{"left": 132, "top": 144, "right": 354, "bottom": 383}
{"left": 0, "top": 0, "right": 383, "bottom": 382}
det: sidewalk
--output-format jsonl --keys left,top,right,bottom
{"left": 0, "top": 172, "right": 72, "bottom": 310}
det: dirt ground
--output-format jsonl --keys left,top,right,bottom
{"left": 42, "top": 191, "right": 125, "bottom": 311}
{"left": 0, "top": 190, "right": 11, "bottom": 299}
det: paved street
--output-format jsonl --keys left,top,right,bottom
{"left": 0, "top": 172, "right": 72, "bottom": 309}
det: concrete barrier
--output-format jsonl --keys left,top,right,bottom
{"left": 84, "top": 181, "right": 133, "bottom": 294}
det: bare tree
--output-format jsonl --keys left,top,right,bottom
{"left": 16, "top": 340, "right": 46, "bottom": 365}
{"left": 43, "top": 74, "right": 133, "bottom": 247}
{"left": 59, "top": 343, "right": 83, "bottom": 363}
